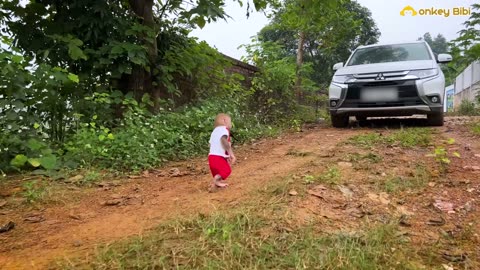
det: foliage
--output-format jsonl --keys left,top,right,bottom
{"left": 22, "top": 180, "right": 47, "bottom": 203}
{"left": 428, "top": 138, "right": 460, "bottom": 175}
{"left": 259, "top": 0, "right": 380, "bottom": 88}
{"left": 471, "top": 122, "right": 480, "bottom": 136}
{"left": 318, "top": 166, "right": 341, "bottom": 184}
{"left": 9, "top": 139, "right": 58, "bottom": 171}
{"left": 242, "top": 40, "right": 298, "bottom": 123}
{"left": 0, "top": 42, "right": 79, "bottom": 171}
{"left": 452, "top": 4, "right": 480, "bottom": 62}
{"left": 418, "top": 33, "right": 448, "bottom": 56}
{"left": 0, "top": 0, "right": 350, "bottom": 176}
{"left": 458, "top": 99, "right": 479, "bottom": 116}
{"left": 63, "top": 97, "right": 276, "bottom": 171}
{"left": 0, "top": 0, "right": 283, "bottom": 175}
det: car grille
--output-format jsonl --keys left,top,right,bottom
{"left": 342, "top": 80, "right": 426, "bottom": 108}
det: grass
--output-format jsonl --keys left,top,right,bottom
{"left": 379, "top": 164, "right": 430, "bottom": 194}
{"left": 347, "top": 128, "right": 433, "bottom": 149}
{"left": 304, "top": 166, "right": 341, "bottom": 185}
{"left": 347, "top": 133, "right": 382, "bottom": 148}
{"left": 78, "top": 170, "right": 102, "bottom": 186}
{"left": 471, "top": 122, "right": 480, "bottom": 136}
{"left": 22, "top": 180, "right": 47, "bottom": 203}
{"left": 57, "top": 209, "right": 421, "bottom": 270}
{"left": 346, "top": 152, "right": 382, "bottom": 170}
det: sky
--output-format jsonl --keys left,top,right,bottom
{"left": 190, "top": 0, "right": 478, "bottom": 60}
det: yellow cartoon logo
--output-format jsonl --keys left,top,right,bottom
{"left": 400, "top": 6, "right": 418, "bottom": 16}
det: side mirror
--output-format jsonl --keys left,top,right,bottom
{"left": 437, "top": 54, "right": 452, "bottom": 63}
{"left": 333, "top": 62, "right": 344, "bottom": 71}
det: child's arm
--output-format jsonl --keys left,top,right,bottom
{"left": 221, "top": 135, "right": 236, "bottom": 164}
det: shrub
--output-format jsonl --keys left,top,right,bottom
{"left": 458, "top": 99, "right": 478, "bottom": 116}
{"left": 63, "top": 99, "right": 278, "bottom": 171}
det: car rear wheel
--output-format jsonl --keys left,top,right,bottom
{"left": 331, "top": 114, "right": 349, "bottom": 128}
{"left": 427, "top": 112, "right": 444, "bottom": 126}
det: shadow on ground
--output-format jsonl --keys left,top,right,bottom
{"left": 351, "top": 116, "right": 430, "bottom": 129}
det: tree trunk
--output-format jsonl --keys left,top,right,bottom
{"left": 295, "top": 31, "right": 306, "bottom": 102}
{"left": 128, "top": 0, "right": 160, "bottom": 113}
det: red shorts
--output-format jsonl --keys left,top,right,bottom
{"left": 208, "top": 155, "right": 231, "bottom": 180}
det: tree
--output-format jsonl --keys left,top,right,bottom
{"left": 453, "top": 3, "right": 480, "bottom": 62}
{"left": 0, "top": 0, "right": 274, "bottom": 114}
{"left": 438, "top": 3, "right": 480, "bottom": 85}
{"left": 418, "top": 32, "right": 448, "bottom": 56}
{"left": 259, "top": 0, "right": 380, "bottom": 90}
{"left": 273, "top": 0, "right": 340, "bottom": 100}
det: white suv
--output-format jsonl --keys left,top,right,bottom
{"left": 328, "top": 41, "right": 452, "bottom": 127}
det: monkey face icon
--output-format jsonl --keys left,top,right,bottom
{"left": 400, "top": 6, "right": 418, "bottom": 16}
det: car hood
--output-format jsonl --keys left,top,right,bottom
{"left": 335, "top": 60, "right": 435, "bottom": 75}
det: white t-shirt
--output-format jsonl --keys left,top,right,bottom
{"left": 209, "top": 126, "right": 230, "bottom": 157}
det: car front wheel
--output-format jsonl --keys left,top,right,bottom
{"left": 331, "top": 114, "right": 349, "bottom": 128}
{"left": 427, "top": 112, "right": 444, "bottom": 126}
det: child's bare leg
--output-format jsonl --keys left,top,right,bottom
{"left": 211, "top": 175, "right": 221, "bottom": 187}
{"left": 214, "top": 175, "right": 228, "bottom": 187}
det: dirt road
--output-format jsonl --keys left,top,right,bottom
{"left": 1, "top": 117, "right": 479, "bottom": 269}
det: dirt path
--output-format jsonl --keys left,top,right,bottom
{"left": 2, "top": 117, "right": 480, "bottom": 269}
{"left": 0, "top": 126, "right": 364, "bottom": 269}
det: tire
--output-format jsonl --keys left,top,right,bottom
{"left": 355, "top": 116, "right": 367, "bottom": 122}
{"left": 331, "top": 114, "right": 349, "bottom": 128}
{"left": 427, "top": 112, "right": 444, "bottom": 126}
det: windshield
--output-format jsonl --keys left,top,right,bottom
{"left": 347, "top": 43, "right": 432, "bottom": 66}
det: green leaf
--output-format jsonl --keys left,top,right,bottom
{"left": 52, "top": 66, "right": 68, "bottom": 72}
{"left": 13, "top": 100, "right": 25, "bottom": 110}
{"left": 107, "top": 133, "right": 115, "bottom": 140}
{"left": 41, "top": 148, "right": 53, "bottom": 155}
{"left": 34, "top": 123, "right": 41, "bottom": 129}
{"left": 70, "top": 38, "right": 83, "bottom": 47}
{"left": 98, "top": 134, "right": 106, "bottom": 141}
{"left": 67, "top": 73, "right": 79, "bottom": 83}
{"left": 196, "top": 16, "right": 206, "bottom": 28}
{"left": 43, "top": 49, "right": 50, "bottom": 59}
{"left": 28, "top": 158, "right": 42, "bottom": 168}
{"left": 453, "top": 152, "right": 461, "bottom": 158}
{"left": 27, "top": 138, "right": 44, "bottom": 151}
{"left": 11, "top": 154, "right": 28, "bottom": 168}
{"left": 39, "top": 155, "right": 57, "bottom": 170}
{"left": 110, "top": 45, "right": 124, "bottom": 54}
{"left": 6, "top": 111, "right": 17, "bottom": 121}
{"left": 447, "top": 138, "right": 455, "bottom": 144}
{"left": 68, "top": 44, "right": 87, "bottom": 60}
{"left": 11, "top": 55, "right": 23, "bottom": 63}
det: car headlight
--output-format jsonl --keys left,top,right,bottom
{"left": 332, "top": 74, "right": 354, "bottom": 83}
{"left": 408, "top": 68, "right": 439, "bottom": 79}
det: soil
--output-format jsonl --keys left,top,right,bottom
{"left": 1, "top": 116, "right": 479, "bottom": 269}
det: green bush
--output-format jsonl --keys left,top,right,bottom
{"left": 458, "top": 99, "right": 478, "bottom": 116}
{"left": 63, "top": 99, "right": 277, "bottom": 171}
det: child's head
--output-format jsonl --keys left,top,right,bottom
{"left": 214, "top": 113, "right": 232, "bottom": 129}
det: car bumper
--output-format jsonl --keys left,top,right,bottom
{"left": 330, "top": 104, "right": 443, "bottom": 117}
{"left": 328, "top": 75, "right": 445, "bottom": 117}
